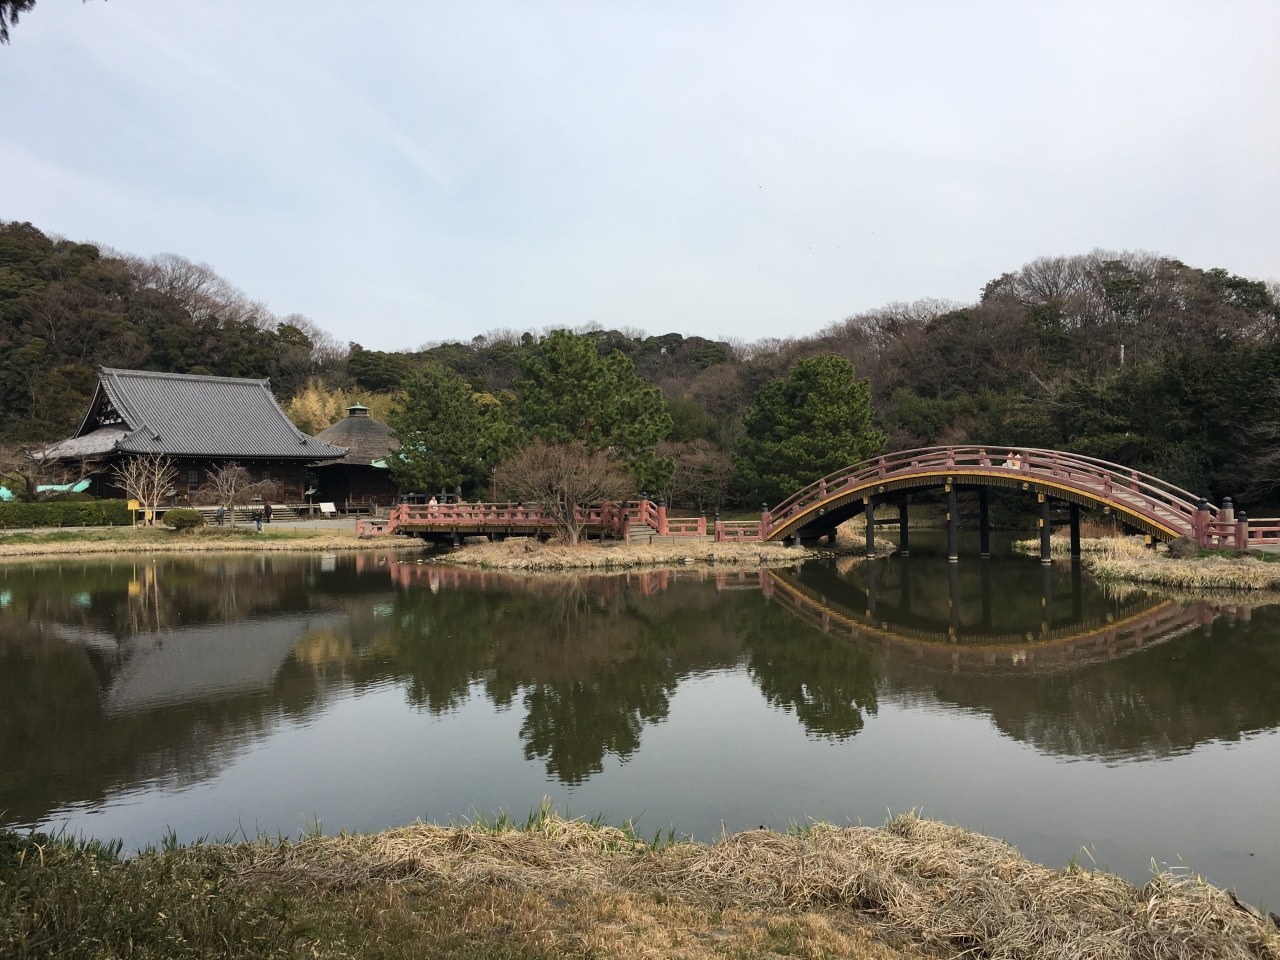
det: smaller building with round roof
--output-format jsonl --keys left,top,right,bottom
{"left": 312, "top": 405, "right": 401, "bottom": 510}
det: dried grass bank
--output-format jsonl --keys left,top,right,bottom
{"left": 0, "top": 525, "right": 423, "bottom": 561}
{"left": 1015, "top": 535, "right": 1280, "bottom": 591}
{"left": 436, "top": 532, "right": 897, "bottom": 570}
{"left": 5, "top": 813, "right": 1275, "bottom": 960}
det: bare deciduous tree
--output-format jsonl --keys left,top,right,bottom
{"left": 495, "top": 441, "right": 633, "bottom": 545}
{"left": 112, "top": 454, "right": 178, "bottom": 524}
{"left": 194, "top": 462, "right": 281, "bottom": 527}
{"left": 0, "top": 444, "right": 103, "bottom": 501}
{"left": 660, "top": 440, "right": 736, "bottom": 513}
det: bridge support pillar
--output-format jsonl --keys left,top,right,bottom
{"left": 946, "top": 484, "right": 959, "bottom": 562}
{"left": 1039, "top": 494, "right": 1052, "bottom": 564}
{"left": 1069, "top": 503, "right": 1081, "bottom": 561}
{"left": 452, "top": 529, "right": 460, "bottom": 548}
{"left": 898, "top": 498, "right": 909, "bottom": 556}
{"left": 864, "top": 497, "right": 875, "bottom": 558}
{"left": 978, "top": 488, "right": 990, "bottom": 558}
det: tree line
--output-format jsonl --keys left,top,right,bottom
{"left": 4, "top": 219, "right": 1278, "bottom": 513}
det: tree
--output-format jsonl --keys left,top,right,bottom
{"left": 494, "top": 441, "right": 633, "bottom": 545}
{"left": 0, "top": 0, "right": 36, "bottom": 44}
{"left": 388, "top": 365, "right": 512, "bottom": 496}
{"left": 194, "top": 462, "right": 280, "bottom": 527}
{"left": 660, "top": 440, "right": 736, "bottom": 512}
{"left": 0, "top": 443, "right": 100, "bottom": 501}
{"left": 515, "top": 330, "right": 673, "bottom": 491}
{"left": 112, "top": 454, "right": 177, "bottom": 524}
{"left": 736, "top": 354, "right": 886, "bottom": 506}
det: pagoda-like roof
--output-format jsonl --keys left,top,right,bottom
{"left": 314, "top": 405, "right": 399, "bottom": 467}
{"left": 44, "top": 368, "right": 347, "bottom": 461}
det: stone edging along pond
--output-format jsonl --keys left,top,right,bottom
{"left": 4, "top": 812, "right": 1275, "bottom": 960}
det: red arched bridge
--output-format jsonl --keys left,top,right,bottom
{"left": 357, "top": 446, "right": 1280, "bottom": 559}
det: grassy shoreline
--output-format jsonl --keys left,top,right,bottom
{"left": 4, "top": 811, "right": 1274, "bottom": 960}
{"left": 1016, "top": 535, "right": 1280, "bottom": 591}
{"left": 431, "top": 531, "right": 898, "bottom": 571}
{"left": 0, "top": 525, "right": 424, "bottom": 561}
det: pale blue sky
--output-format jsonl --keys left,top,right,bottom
{"left": 2, "top": 1, "right": 1277, "bottom": 349}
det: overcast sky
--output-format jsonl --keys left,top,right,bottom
{"left": 2, "top": 2, "right": 1278, "bottom": 349}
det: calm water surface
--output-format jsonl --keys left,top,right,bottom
{"left": 3, "top": 533, "right": 1278, "bottom": 908}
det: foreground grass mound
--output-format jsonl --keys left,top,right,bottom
{"left": 4, "top": 813, "right": 1275, "bottom": 959}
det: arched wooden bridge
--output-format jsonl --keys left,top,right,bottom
{"left": 358, "top": 445, "right": 1279, "bottom": 556}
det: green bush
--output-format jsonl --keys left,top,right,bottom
{"left": 0, "top": 827, "right": 298, "bottom": 959}
{"left": 163, "top": 507, "right": 205, "bottom": 531}
{"left": 0, "top": 499, "right": 131, "bottom": 528}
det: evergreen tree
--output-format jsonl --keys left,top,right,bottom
{"left": 515, "top": 330, "right": 674, "bottom": 491}
{"left": 388, "top": 365, "right": 511, "bottom": 495}
{"left": 736, "top": 354, "right": 886, "bottom": 506}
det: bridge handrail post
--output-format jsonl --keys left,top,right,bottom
{"left": 1236, "top": 511, "right": 1248, "bottom": 553}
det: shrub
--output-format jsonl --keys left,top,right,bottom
{"left": 0, "top": 500, "right": 131, "bottom": 528}
{"left": 163, "top": 507, "right": 205, "bottom": 531}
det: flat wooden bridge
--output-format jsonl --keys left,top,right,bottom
{"left": 359, "top": 445, "right": 1280, "bottom": 558}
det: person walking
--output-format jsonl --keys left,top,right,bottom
{"left": 263, "top": 501, "right": 273, "bottom": 524}
{"left": 215, "top": 505, "right": 226, "bottom": 527}
{"left": 254, "top": 509, "right": 263, "bottom": 532}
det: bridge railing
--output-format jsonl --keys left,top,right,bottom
{"left": 715, "top": 520, "right": 763, "bottom": 542}
{"left": 763, "top": 446, "right": 1215, "bottom": 540}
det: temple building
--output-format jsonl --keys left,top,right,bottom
{"left": 311, "top": 404, "right": 401, "bottom": 509}
{"left": 42, "top": 367, "right": 346, "bottom": 503}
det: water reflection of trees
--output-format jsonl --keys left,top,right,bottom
{"left": 6, "top": 553, "right": 1280, "bottom": 826}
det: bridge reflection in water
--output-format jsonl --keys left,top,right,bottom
{"left": 762, "top": 555, "right": 1224, "bottom": 676}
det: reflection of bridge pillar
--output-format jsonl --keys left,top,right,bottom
{"left": 866, "top": 557, "right": 877, "bottom": 617}
{"left": 1069, "top": 503, "right": 1081, "bottom": 562}
{"left": 1038, "top": 494, "right": 1051, "bottom": 564}
{"left": 946, "top": 484, "right": 959, "bottom": 562}
{"left": 1041, "top": 562, "right": 1053, "bottom": 635}
{"left": 980, "top": 558, "right": 992, "bottom": 630}
{"left": 948, "top": 561, "right": 960, "bottom": 639}
{"left": 1071, "top": 562, "right": 1082, "bottom": 622}
{"left": 898, "top": 498, "right": 910, "bottom": 556}
{"left": 979, "top": 487, "right": 990, "bottom": 558}
{"left": 901, "top": 555, "right": 913, "bottom": 617}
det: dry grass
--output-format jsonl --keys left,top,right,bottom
{"left": 440, "top": 537, "right": 816, "bottom": 570}
{"left": 208, "top": 812, "right": 1276, "bottom": 960}
{"left": 1015, "top": 535, "right": 1280, "bottom": 591}
{"left": 0, "top": 525, "right": 423, "bottom": 561}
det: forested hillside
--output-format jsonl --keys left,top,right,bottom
{"left": 4, "top": 219, "right": 1278, "bottom": 506}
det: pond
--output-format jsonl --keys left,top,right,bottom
{"left": 2, "top": 532, "right": 1278, "bottom": 909}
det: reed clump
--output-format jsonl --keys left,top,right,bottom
{"left": 1015, "top": 535, "right": 1280, "bottom": 591}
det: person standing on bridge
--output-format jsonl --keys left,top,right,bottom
{"left": 428, "top": 495, "right": 438, "bottom": 517}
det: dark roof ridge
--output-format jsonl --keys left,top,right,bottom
{"left": 99, "top": 366, "right": 272, "bottom": 386}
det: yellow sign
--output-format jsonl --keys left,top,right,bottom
{"left": 127, "top": 500, "right": 140, "bottom": 510}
